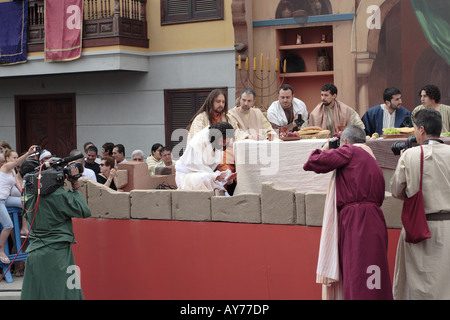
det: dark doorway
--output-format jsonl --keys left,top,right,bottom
{"left": 15, "top": 94, "right": 77, "bottom": 158}
{"left": 164, "top": 87, "right": 228, "bottom": 154}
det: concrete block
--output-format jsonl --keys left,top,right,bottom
{"left": 305, "top": 192, "right": 326, "bottom": 227}
{"left": 86, "top": 179, "right": 130, "bottom": 219}
{"left": 172, "top": 191, "right": 213, "bottom": 221}
{"left": 295, "top": 192, "right": 306, "bottom": 225}
{"left": 212, "top": 193, "right": 261, "bottom": 223}
{"left": 261, "top": 182, "right": 295, "bottom": 225}
{"left": 382, "top": 192, "right": 403, "bottom": 229}
{"left": 130, "top": 190, "right": 172, "bottom": 220}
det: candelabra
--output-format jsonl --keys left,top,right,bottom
{"left": 237, "top": 54, "right": 287, "bottom": 112}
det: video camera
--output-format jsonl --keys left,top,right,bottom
{"left": 23, "top": 154, "right": 84, "bottom": 196}
{"left": 391, "top": 135, "right": 417, "bottom": 156}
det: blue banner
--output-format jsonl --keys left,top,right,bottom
{"left": 0, "top": 0, "right": 28, "bottom": 65}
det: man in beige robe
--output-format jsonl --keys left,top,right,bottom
{"left": 229, "top": 88, "right": 276, "bottom": 141}
{"left": 391, "top": 108, "right": 450, "bottom": 299}
{"left": 411, "top": 84, "right": 450, "bottom": 133}
{"left": 307, "top": 83, "right": 365, "bottom": 136}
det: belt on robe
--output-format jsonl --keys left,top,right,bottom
{"left": 426, "top": 212, "right": 450, "bottom": 221}
{"left": 341, "top": 201, "right": 379, "bottom": 211}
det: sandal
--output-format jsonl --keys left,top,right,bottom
{"left": 0, "top": 255, "right": 10, "bottom": 264}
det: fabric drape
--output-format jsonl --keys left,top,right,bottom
{"left": 410, "top": 0, "right": 450, "bottom": 65}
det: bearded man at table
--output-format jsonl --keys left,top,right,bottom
{"left": 307, "top": 83, "right": 365, "bottom": 136}
{"left": 303, "top": 125, "right": 392, "bottom": 300}
{"left": 186, "top": 89, "right": 238, "bottom": 191}
{"left": 267, "top": 84, "right": 308, "bottom": 132}
{"left": 229, "top": 88, "right": 276, "bottom": 141}
{"left": 176, "top": 122, "right": 237, "bottom": 196}
{"left": 362, "top": 87, "right": 411, "bottom": 136}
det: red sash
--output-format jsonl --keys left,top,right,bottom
{"left": 401, "top": 146, "right": 431, "bottom": 244}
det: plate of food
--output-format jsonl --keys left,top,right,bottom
{"left": 381, "top": 127, "right": 409, "bottom": 139}
{"left": 280, "top": 132, "right": 301, "bottom": 141}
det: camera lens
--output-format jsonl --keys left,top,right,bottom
{"left": 391, "top": 142, "right": 406, "bottom": 156}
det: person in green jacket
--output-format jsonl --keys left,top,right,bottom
{"left": 20, "top": 159, "right": 91, "bottom": 300}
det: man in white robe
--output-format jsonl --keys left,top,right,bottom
{"left": 175, "top": 122, "right": 237, "bottom": 195}
{"left": 267, "top": 84, "right": 308, "bottom": 132}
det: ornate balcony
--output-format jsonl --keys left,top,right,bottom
{"left": 28, "top": 0, "right": 148, "bottom": 52}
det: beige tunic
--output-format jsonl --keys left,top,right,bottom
{"left": 228, "top": 106, "right": 275, "bottom": 141}
{"left": 187, "top": 112, "right": 238, "bottom": 143}
{"left": 390, "top": 143, "right": 450, "bottom": 299}
{"left": 411, "top": 104, "right": 450, "bottom": 133}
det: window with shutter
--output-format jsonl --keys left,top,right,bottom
{"left": 164, "top": 88, "right": 228, "bottom": 152}
{"left": 161, "top": 0, "right": 224, "bottom": 25}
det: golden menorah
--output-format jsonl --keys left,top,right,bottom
{"left": 237, "top": 53, "right": 287, "bottom": 112}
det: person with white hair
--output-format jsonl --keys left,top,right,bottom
{"left": 39, "top": 149, "right": 52, "bottom": 163}
{"left": 131, "top": 149, "right": 144, "bottom": 162}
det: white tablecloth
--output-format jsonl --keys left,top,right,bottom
{"left": 233, "top": 139, "right": 332, "bottom": 195}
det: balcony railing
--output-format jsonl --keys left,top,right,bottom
{"left": 28, "top": 0, "right": 148, "bottom": 52}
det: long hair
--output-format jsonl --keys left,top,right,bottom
{"left": 187, "top": 89, "right": 228, "bottom": 131}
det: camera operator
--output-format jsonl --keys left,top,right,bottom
{"left": 20, "top": 158, "right": 91, "bottom": 300}
{"left": 390, "top": 108, "right": 450, "bottom": 300}
{"left": 303, "top": 126, "right": 392, "bottom": 300}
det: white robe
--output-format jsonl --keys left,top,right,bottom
{"left": 266, "top": 97, "right": 308, "bottom": 127}
{"left": 175, "top": 126, "right": 229, "bottom": 193}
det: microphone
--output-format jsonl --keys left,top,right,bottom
{"left": 59, "top": 153, "right": 84, "bottom": 165}
{"left": 45, "top": 153, "right": 84, "bottom": 167}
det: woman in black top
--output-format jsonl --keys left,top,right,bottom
{"left": 97, "top": 156, "right": 118, "bottom": 190}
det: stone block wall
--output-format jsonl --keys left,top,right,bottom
{"left": 79, "top": 178, "right": 403, "bottom": 229}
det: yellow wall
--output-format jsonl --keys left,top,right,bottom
{"left": 147, "top": 0, "right": 235, "bottom": 52}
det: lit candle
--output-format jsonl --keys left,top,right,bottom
{"left": 275, "top": 58, "right": 279, "bottom": 72}
{"left": 253, "top": 57, "right": 256, "bottom": 71}
{"left": 238, "top": 55, "right": 241, "bottom": 70}
{"left": 267, "top": 57, "right": 270, "bottom": 72}
{"left": 260, "top": 53, "right": 263, "bottom": 71}
{"left": 245, "top": 57, "right": 249, "bottom": 71}
{"left": 283, "top": 59, "right": 287, "bottom": 73}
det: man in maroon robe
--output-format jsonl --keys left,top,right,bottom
{"left": 303, "top": 125, "right": 393, "bottom": 300}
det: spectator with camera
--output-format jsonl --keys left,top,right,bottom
{"left": 390, "top": 108, "right": 450, "bottom": 299}
{"left": 0, "top": 145, "right": 37, "bottom": 264}
{"left": 20, "top": 157, "right": 91, "bottom": 300}
{"left": 362, "top": 87, "right": 412, "bottom": 136}
{"left": 303, "top": 126, "right": 392, "bottom": 300}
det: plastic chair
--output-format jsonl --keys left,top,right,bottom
{"left": 0, "top": 207, "right": 28, "bottom": 283}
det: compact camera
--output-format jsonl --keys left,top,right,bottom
{"left": 328, "top": 138, "right": 340, "bottom": 149}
